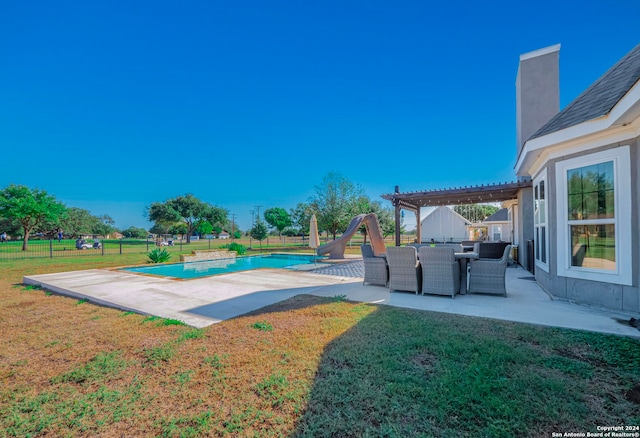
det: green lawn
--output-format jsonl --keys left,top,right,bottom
{"left": 0, "top": 255, "right": 638, "bottom": 436}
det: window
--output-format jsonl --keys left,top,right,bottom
{"left": 533, "top": 169, "right": 548, "bottom": 271}
{"left": 556, "top": 146, "right": 631, "bottom": 285}
{"left": 567, "top": 161, "right": 615, "bottom": 270}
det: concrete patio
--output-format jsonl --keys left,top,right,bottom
{"left": 23, "top": 261, "right": 640, "bottom": 338}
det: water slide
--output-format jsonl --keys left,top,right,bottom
{"left": 316, "top": 213, "right": 386, "bottom": 259}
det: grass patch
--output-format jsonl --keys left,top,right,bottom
{"left": 142, "top": 315, "right": 186, "bottom": 326}
{"left": 51, "top": 351, "right": 127, "bottom": 384}
{"left": 0, "top": 255, "right": 638, "bottom": 436}
{"left": 143, "top": 342, "right": 176, "bottom": 365}
{"left": 251, "top": 321, "right": 273, "bottom": 332}
{"left": 178, "top": 329, "right": 205, "bottom": 342}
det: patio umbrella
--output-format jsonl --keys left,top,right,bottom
{"left": 309, "top": 214, "right": 320, "bottom": 265}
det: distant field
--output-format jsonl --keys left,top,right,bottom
{"left": 0, "top": 235, "right": 407, "bottom": 260}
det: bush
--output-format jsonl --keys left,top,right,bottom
{"left": 147, "top": 248, "right": 171, "bottom": 263}
{"left": 221, "top": 242, "right": 247, "bottom": 255}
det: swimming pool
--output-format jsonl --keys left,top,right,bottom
{"left": 121, "top": 253, "right": 327, "bottom": 279}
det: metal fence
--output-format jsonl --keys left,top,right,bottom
{"left": 0, "top": 234, "right": 416, "bottom": 260}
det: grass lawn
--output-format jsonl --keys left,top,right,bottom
{"left": 1, "top": 255, "right": 639, "bottom": 436}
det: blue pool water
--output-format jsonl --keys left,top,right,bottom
{"left": 122, "top": 254, "right": 325, "bottom": 279}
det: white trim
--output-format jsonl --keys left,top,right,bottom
{"left": 533, "top": 169, "right": 549, "bottom": 273}
{"left": 555, "top": 146, "right": 632, "bottom": 285}
{"left": 519, "top": 44, "right": 561, "bottom": 62}
{"left": 518, "top": 115, "right": 640, "bottom": 177}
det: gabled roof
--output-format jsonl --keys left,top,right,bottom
{"left": 484, "top": 208, "right": 508, "bottom": 222}
{"left": 529, "top": 43, "right": 640, "bottom": 140}
{"left": 422, "top": 206, "right": 470, "bottom": 225}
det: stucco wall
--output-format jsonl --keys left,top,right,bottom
{"left": 537, "top": 138, "right": 640, "bottom": 314}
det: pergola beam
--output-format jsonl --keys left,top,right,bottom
{"left": 382, "top": 181, "right": 531, "bottom": 246}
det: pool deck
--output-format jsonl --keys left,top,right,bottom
{"left": 23, "top": 261, "right": 640, "bottom": 338}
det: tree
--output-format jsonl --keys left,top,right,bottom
{"left": 60, "top": 207, "right": 95, "bottom": 238}
{"left": 121, "top": 226, "right": 148, "bottom": 239}
{"left": 168, "top": 223, "right": 188, "bottom": 241}
{"left": 0, "top": 185, "right": 67, "bottom": 250}
{"left": 147, "top": 194, "right": 227, "bottom": 244}
{"left": 195, "top": 220, "right": 213, "bottom": 238}
{"left": 149, "top": 222, "right": 170, "bottom": 236}
{"left": 263, "top": 207, "right": 292, "bottom": 237}
{"left": 310, "top": 172, "right": 364, "bottom": 239}
{"left": 0, "top": 217, "right": 21, "bottom": 239}
{"left": 250, "top": 220, "right": 268, "bottom": 249}
{"left": 453, "top": 204, "right": 499, "bottom": 223}
{"left": 92, "top": 214, "right": 116, "bottom": 237}
{"left": 290, "top": 203, "right": 312, "bottom": 237}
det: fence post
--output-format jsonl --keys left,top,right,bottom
{"left": 119, "top": 238, "right": 122, "bottom": 255}
{"left": 146, "top": 237, "right": 149, "bottom": 251}
{"left": 208, "top": 237, "right": 211, "bottom": 250}
{"left": 49, "top": 239, "right": 53, "bottom": 259}
{"left": 102, "top": 240, "right": 104, "bottom": 256}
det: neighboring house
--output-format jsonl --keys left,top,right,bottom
{"left": 420, "top": 206, "right": 470, "bottom": 243}
{"left": 515, "top": 43, "right": 640, "bottom": 314}
{"left": 483, "top": 208, "right": 512, "bottom": 242}
{"left": 218, "top": 231, "right": 230, "bottom": 239}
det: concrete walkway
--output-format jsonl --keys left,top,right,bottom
{"left": 24, "top": 262, "right": 640, "bottom": 338}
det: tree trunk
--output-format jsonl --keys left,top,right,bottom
{"left": 186, "top": 223, "right": 193, "bottom": 244}
{"left": 22, "top": 230, "right": 30, "bottom": 251}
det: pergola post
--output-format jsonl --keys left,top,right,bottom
{"left": 415, "top": 209, "right": 421, "bottom": 243}
{"left": 394, "top": 185, "right": 401, "bottom": 247}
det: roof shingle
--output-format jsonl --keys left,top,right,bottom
{"left": 529, "top": 43, "right": 640, "bottom": 140}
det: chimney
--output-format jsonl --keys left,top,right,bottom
{"left": 516, "top": 44, "right": 560, "bottom": 155}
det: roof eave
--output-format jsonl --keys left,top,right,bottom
{"left": 516, "top": 80, "right": 640, "bottom": 176}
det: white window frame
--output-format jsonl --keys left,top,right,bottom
{"left": 555, "top": 146, "right": 632, "bottom": 285}
{"left": 533, "top": 169, "right": 549, "bottom": 272}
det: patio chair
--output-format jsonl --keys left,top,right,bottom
{"left": 468, "top": 245, "right": 511, "bottom": 296}
{"left": 436, "top": 243, "right": 463, "bottom": 253}
{"left": 386, "top": 246, "right": 422, "bottom": 294}
{"left": 474, "top": 242, "right": 510, "bottom": 259}
{"left": 418, "top": 246, "right": 460, "bottom": 298}
{"left": 361, "top": 244, "right": 388, "bottom": 287}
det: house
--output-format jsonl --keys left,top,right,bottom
{"left": 420, "top": 206, "right": 470, "bottom": 243}
{"left": 482, "top": 208, "right": 512, "bottom": 242}
{"left": 218, "top": 231, "right": 230, "bottom": 239}
{"left": 515, "top": 43, "right": 640, "bottom": 314}
{"left": 384, "top": 43, "right": 640, "bottom": 315}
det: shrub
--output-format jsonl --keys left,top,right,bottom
{"left": 147, "top": 248, "right": 171, "bottom": 263}
{"left": 221, "top": 242, "right": 247, "bottom": 255}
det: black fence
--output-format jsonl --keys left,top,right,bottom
{"left": 0, "top": 238, "right": 218, "bottom": 260}
{"left": 0, "top": 234, "right": 416, "bottom": 260}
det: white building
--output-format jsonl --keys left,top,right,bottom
{"left": 420, "top": 206, "right": 470, "bottom": 243}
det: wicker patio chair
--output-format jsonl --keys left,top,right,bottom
{"left": 361, "top": 244, "right": 388, "bottom": 286}
{"left": 418, "top": 246, "right": 460, "bottom": 298}
{"left": 468, "top": 245, "right": 511, "bottom": 296}
{"left": 386, "top": 246, "right": 422, "bottom": 294}
{"left": 436, "top": 243, "right": 463, "bottom": 253}
{"left": 474, "top": 242, "right": 510, "bottom": 259}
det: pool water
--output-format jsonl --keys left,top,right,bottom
{"left": 121, "top": 254, "right": 326, "bottom": 279}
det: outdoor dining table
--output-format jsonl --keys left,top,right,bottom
{"left": 454, "top": 252, "right": 479, "bottom": 294}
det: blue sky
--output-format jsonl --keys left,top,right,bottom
{"left": 2, "top": 1, "right": 639, "bottom": 231}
